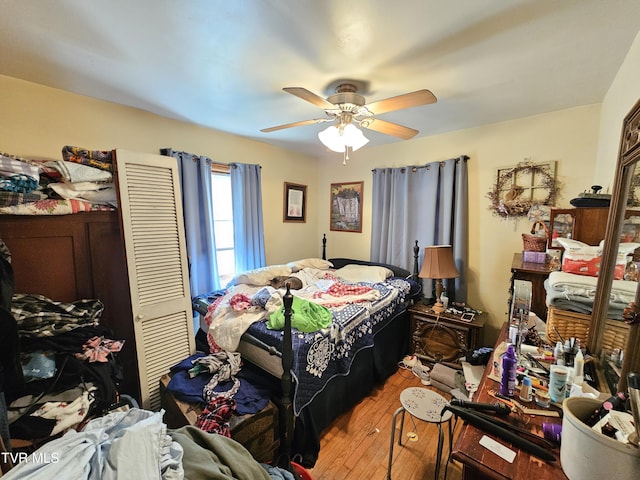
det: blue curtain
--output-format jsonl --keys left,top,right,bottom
{"left": 230, "top": 162, "right": 266, "bottom": 272}
{"left": 160, "top": 148, "right": 220, "bottom": 296}
{"left": 371, "top": 155, "right": 468, "bottom": 302}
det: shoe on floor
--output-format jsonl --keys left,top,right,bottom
{"left": 412, "top": 362, "right": 431, "bottom": 386}
{"left": 398, "top": 355, "right": 419, "bottom": 369}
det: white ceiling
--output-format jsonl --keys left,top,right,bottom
{"left": 2, "top": 0, "right": 640, "bottom": 156}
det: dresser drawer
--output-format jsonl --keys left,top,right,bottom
{"left": 408, "top": 303, "right": 486, "bottom": 366}
{"left": 412, "top": 320, "right": 469, "bottom": 363}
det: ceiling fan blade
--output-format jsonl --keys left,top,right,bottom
{"left": 365, "top": 89, "right": 436, "bottom": 115}
{"left": 261, "top": 118, "right": 332, "bottom": 133}
{"left": 362, "top": 118, "right": 419, "bottom": 139}
{"left": 283, "top": 87, "right": 336, "bottom": 110}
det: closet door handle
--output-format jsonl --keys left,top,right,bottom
{"left": 136, "top": 313, "right": 145, "bottom": 321}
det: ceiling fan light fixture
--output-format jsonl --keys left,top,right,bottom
{"left": 342, "top": 123, "right": 370, "bottom": 151}
{"left": 318, "top": 123, "right": 369, "bottom": 153}
{"left": 318, "top": 125, "right": 346, "bottom": 152}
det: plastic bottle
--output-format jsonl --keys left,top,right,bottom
{"left": 554, "top": 341, "right": 565, "bottom": 366}
{"left": 519, "top": 376, "right": 532, "bottom": 402}
{"left": 585, "top": 392, "right": 629, "bottom": 427}
{"left": 440, "top": 288, "right": 449, "bottom": 309}
{"left": 500, "top": 344, "right": 517, "bottom": 397}
{"left": 573, "top": 348, "right": 584, "bottom": 385}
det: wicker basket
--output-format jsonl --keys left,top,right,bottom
{"left": 546, "top": 306, "right": 630, "bottom": 353}
{"left": 522, "top": 221, "right": 549, "bottom": 252}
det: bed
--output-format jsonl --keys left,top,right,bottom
{"left": 192, "top": 240, "right": 422, "bottom": 467}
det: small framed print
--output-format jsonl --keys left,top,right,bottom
{"left": 283, "top": 182, "right": 306, "bottom": 223}
{"left": 330, "top": 181, "right": 363, "bottom": 232}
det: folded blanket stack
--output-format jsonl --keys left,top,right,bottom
{"left": 0, "top": 146, "right": 117, "bottom": 215}
{"left": 0, "top": 153, "right": 45, "bottom": 207}
{"left": 544, "top": 271, "right": 637, "bottom": 320}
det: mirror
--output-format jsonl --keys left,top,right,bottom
{"left": 590, "top": 98, "right": 640, "bottom": 392}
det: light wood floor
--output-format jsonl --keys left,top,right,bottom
{"left": 307, "top": 367, "right": 464, "bottom": 480}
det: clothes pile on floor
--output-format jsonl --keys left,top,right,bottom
{"left": 2, "top": 408, "right": 299, "bottom": 480}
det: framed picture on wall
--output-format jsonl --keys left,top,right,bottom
{"left": 330, "top": 181, "right": 363, "bottom": 232}
{"left": 283, "top": 182, "right": 306, "bottom": 223}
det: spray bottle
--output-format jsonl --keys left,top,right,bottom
{"left": 500, "top": 344, "right": 517, "bottom": 397}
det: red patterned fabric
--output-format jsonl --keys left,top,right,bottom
{"left": 75, "top": 336, "right": 125, "bottom": 363}
{"left": 195, "top": 397, "right": 235, "bottom": 437}
{"left": 313, "top": 281, "right": 373, "bottom": 299}
{"left": 228, "top": 293, "right": 252, "bottom": 311}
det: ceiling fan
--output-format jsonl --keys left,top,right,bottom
{"left": 261, "top": 79, "right": 437, "bottom": 149}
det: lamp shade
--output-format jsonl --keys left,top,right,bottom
{"left": 341, "top": 123, "right": 370, "bottom": 151}
{"left": 318, "top": 125, "right": 345, "bottom": 152}
{"left": 418, "top": 245, "right": 460, "bottom": 280}
{"left": 318, "top": 123, "right": 369, "bottom": 152}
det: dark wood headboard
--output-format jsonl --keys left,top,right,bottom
{"left": 322, "top": 234, "right": 421, "bottom": 280}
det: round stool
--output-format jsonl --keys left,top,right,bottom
{"left": 387, "top": 387, "right": 453, "bottom": 480}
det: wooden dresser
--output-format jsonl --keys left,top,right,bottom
{"left": 0, "top": 212, "right": 139, "bottom": 398}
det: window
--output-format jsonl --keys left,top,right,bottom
{"left": 211, "top": 168, "right": 234, "bottom": 286}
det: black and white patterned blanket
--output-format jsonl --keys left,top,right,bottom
{"left": 243, "top": 278, "right": 410, "bottom": 415}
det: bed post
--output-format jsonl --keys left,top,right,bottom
{"left": 412, "top": 240, "right": 420, "bottom": 281}
{"left": 276, "top": 284, "right": 299, "bottom": 477}
{"left": 322, "top": 233, "right": 327, "bottom": 260}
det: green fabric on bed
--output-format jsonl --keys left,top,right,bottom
{"left": 169, "top": 426, "right": 271, "bottom": 480}
{"left": 267, "top": 295, "right": 332, "bottom": 333}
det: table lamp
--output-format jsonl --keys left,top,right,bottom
{"left": 419, "top": 245, "right": 460, "bottom": 313}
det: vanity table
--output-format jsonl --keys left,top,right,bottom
{"left": 451, "top": 323, "right": 567, "bottom": 480}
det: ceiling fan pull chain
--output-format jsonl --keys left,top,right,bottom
{"left": 343, "top": 147, "right": 349, "bottom": 165}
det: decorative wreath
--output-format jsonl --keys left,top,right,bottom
{"left": 487, "top": 161, "right": 560, "bottom": 218}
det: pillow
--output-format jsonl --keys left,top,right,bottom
{"left": 228, "top": 265, "right": 292, "bottom": 286}
{"left": 333, "top": 264, "right": 394, "bottom": 284}
{"left": 287, "top": 258, "right": 334, "bottom": 272}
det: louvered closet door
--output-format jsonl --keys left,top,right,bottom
{"left": 114, "top": 149, "right": 195, "bottom": 410}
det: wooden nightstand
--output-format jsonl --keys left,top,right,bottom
{"left": 510, "top": 252, "right": 554, "bottom": 320}
{"left": 408, "top": 302, "right": 486, "bottom": 367}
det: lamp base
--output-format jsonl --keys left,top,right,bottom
{"left": 431, "top": 301, "right": 445, "bottom": 314}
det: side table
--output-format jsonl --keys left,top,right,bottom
{"left": 408, "top": 303, "right": 486, "bottom": 366}
{"left": 510, "top": 252, "right": 553, "bottom": 320}
{"left": 387, "top": 387, "right": 453, "bottom": 480}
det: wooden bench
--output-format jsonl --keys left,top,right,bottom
{"left": 159, "top": 374, "right": 279, "bottom": 463}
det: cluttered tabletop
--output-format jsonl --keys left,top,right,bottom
{"left": 450, "top": 321, "right": 640, "bottom": 480}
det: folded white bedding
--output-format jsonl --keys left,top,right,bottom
{"left": 547, "top": 271, "right": 637, "bottom": 302}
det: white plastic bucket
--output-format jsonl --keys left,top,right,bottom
{"left": 561, "top": 396, "right": 640, "bottom": 480}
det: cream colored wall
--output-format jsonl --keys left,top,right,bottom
{"left": 0, "top": 74, "right": 321, "bottom": 265}
{"left": 316, "top": 105, "right": 602, "bottom": 344}
{"left": 0, "top": 74, "right": 616, "bottom": 346}
{"left": 595, "top": 31, "right": 640, "bottom": 185}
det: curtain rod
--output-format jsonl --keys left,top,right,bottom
{"left": 371, "top": 155, "right": 469, "bottom": 173}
